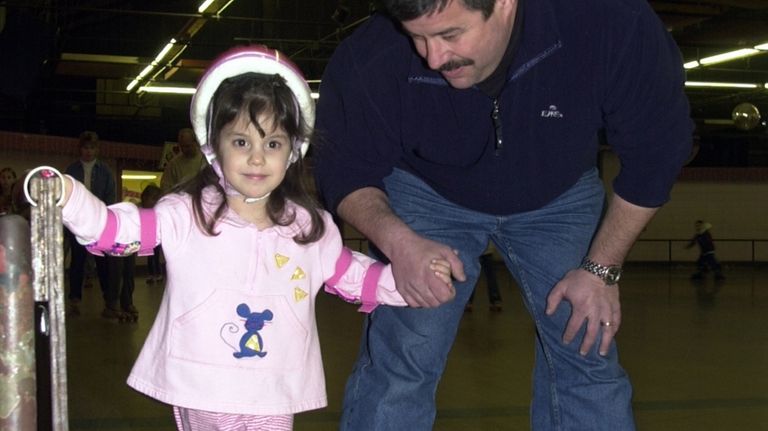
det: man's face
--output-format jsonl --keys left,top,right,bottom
{"left": 401, "top": 0, "right": 516, "bottom": 89}
{"left": 80, "top": 143, "right": 98, "bottom": 162}
{"left": 178, "top": 131, "right": 199, "bottom": 158}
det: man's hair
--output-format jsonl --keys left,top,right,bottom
{"left": 378, "top": 0, "right": 495, "bottom": 21}
{"left": 79, "top": 130, "right": 99, "bottom": 147}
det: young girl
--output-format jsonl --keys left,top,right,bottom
{"left": 55, "top": 47, "right": 454, "bottom": 430}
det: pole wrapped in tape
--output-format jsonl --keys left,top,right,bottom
{"left": 0, "top": 215, "right": 35, "bottom": 430}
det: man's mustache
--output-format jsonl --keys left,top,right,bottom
{"left": 438, "top": 59, "right": 474, "bottom": 72}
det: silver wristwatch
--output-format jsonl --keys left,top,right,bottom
{"left": 580, "top": 257, "right": 622, "bottom": 286}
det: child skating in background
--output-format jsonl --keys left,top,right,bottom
{"left": 52, "top": 47, "right": 455, "bottom": 430}
{"left": 686, "top": 220, "right": 725, "bottom": 281}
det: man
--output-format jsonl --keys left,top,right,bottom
{"left": 314, "top": 0, "right": 693, "bottom": 430}
{"left": 65, "top": 131, "right": 119, "bottom": 317}
{"left": 161, "top": 127, "right": 205, "bottom": 192}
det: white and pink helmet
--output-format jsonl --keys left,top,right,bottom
{"left": 190, "top": 46, "right": 315, "bottom": 170}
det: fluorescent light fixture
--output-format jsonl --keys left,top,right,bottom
{"left": 683, "top": 60, "right": 700, "bottom": 69}
{"left": 126, "top": 79, "right": 140, "bottom": 92}
{"left": 311, "top": 92, "right": 319, "bottom": 100}
{"left": 61, "top": 53, "right": 140, "bottom": 64}
{"left": 699, "top": 48, "right": 759, "bottom": 66}
{"left": 198, "top": 0, "right": 215, "bottom": 13}
{"left": 153, "top": 39, "right": 177, "bottom": 65}
{"left": 126, "top": 38, "right": 181, "bottom": 91}
{"left": 755, "top": 42, "right": 768, "bottom": 50}
{"left": 217, "top": 0, "right": 237, "bottom": 14}
{"left": 136, "top": 64, "right": 154, "bottom": 80}
{"left": 199, "top": 0, "right": 236, "bottom": 15}
{"left": 138, "top": 86, "right": 196, "bottom": 94}
{"left": 122, "top": 174, "right": 158, "bottom": 180}
{"left": 685, "top": 81, "right": 758, "bottom": 89}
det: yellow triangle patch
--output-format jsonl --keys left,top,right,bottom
{"left": 294, "top": 287, "right": 309, "bottom": 302}
{"left": 275, "top": 254, "right": 290, "bottom": 269}
{"left": 290, "top": 267, "right": 306, "bottom": 280}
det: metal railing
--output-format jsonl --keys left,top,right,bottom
{"left": 0, "top": 167, "right": 69, "bottom": 431}
{"left": 632, "top": 239, "right": 768, "bottom": 264}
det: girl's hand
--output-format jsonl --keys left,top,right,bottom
{"left": 429, "top": 258, "right": 454, "bottom": 288}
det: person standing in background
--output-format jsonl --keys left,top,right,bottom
{"left": 65, "top": 131, "right": 120, "bottom": 318}
{"left": 160, "top": 128, "right": 206, "bottom": 192}
{"left": 0, "top": 167, "right": 18, "bottom": 215}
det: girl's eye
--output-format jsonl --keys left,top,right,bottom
{"left": 234, "top": 138, "right": 248, "bottom": 148}
{"left": 266, "top": 140, "right": 282, "bottom": 150}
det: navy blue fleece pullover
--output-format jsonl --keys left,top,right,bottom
{"left": 314, "top": 0, "right": 693, "bottom": 215}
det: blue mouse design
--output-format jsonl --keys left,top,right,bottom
{"left": 233, "top": 303, "right": 273, "bottom": 359}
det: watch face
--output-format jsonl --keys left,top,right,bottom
{"left": 605, "top": 267, "right": 622, "bottom": 284}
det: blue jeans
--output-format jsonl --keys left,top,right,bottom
{"left": 340, "top": 168, "right": 635, "bottom": 431}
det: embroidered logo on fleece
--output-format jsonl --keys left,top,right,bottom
{"left": 540, "top": 105, "right": 564, "bottom": 119}
{"left": 220, "top": 303, "right": 273, "bottom": 359}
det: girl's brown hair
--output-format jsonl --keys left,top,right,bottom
{"left": 177, "top": 72, "right": 325, "bottom": 244}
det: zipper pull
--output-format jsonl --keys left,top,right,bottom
{"left": 492, "top": 99, "right": 503, "bottom": 154}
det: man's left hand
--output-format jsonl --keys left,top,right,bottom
{"left": 545, "top": 269, "right": 621, "bottom": 357}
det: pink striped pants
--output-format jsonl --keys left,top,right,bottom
{"left": 173, "top": 406, "right": 294, "bottom": 430}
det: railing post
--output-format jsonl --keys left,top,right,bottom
{"left": 0, "top": 215, "right": 36, "bottom": 431}
{"left": 27, "top": 168, "right": 69, "bottom": 431}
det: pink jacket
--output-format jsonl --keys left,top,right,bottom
{"left": 62, "top": 177, "right": 405, "bottom": 415}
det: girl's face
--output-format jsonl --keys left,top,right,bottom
{"left": 218, "top": 111, "right": 293, "bottom": 202}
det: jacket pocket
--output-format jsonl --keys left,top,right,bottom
{"left": 169, "top": 289, "right": 308, "bottom": 371}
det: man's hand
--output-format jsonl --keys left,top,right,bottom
{"left": 388, "top": 231, "right": 465, "bottom": 308}
{"left": 545, "top": 269, "right": 621, "bottom": 356}
{"left": 336, "top": 187, "right": 466, "bottom": 308}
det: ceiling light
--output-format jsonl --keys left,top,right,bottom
{"left": 153, "top": 39, "right": 177, "bottom": 64}
{"left": 126, "top": 79, "right": 140, "bottom": 92}
{"left": 198, "top": 0, "right": 236, "bottom": 14}
{"left": 698, "top": 48, "right": 760, "bottom": 66}
{"left": 217, "top": 0, "right": 237, "bottom": 14}
{"left": 61, "top": 53, "right": 140, "bottom": 64}
{"left": 683, "top": 60, "right": 700, "bottom": 70}
{"left": 122, "top": 174, "right": 158, "bottom": 180}
{"left": 138, "top": 86, "right": 196, "bottom": 94}
{"left": 125, "top": 38, "right": 180, "bottom": 92}
{"left": 198, "top": 0, "right": 215, "bottom": 13}
{"left": 755, "top": 42, "right": 768, "bottom": 50}
{"left": 685, "top": 81, "right": 759, "bottom": 89}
